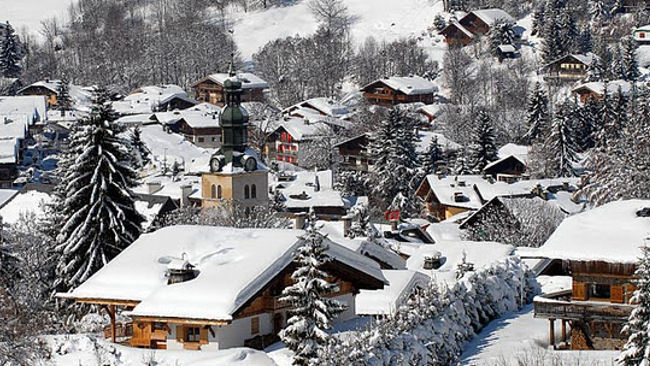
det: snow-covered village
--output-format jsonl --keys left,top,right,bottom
{"left": 0, "top": 0, "right": 649, "bottom": 365}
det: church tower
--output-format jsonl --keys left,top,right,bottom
{"left": 201, "top": 65, "right": 268, "bottom": 208}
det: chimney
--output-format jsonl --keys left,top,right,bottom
{"left": 294, "top": 212, "right": 307, "bottom": 229}
{"left": 342, "top": 214, "right": 353, "bottom": 237}
{"left": 313, "top": 173, "right": 320, "bottom": 192}
{"left": 390, "top": 220, "right": 398, "bottom": 231}
{"left": 147, "top": 181, "right": 162, "bottom": 194}
{"left": 562, "top": 181, "right": 570, "bottom": 191}
{"left": 180, "top": 185, "right": 193, "bottom": 207}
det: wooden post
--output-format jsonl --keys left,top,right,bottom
{"left": 109, "top": 304, "right": 116, "bottom": 344}
{"left": 549, "top": 318, "right": 555, "bottom": 348}
{"left": 561, "top": 320, "right": 567, "bottom": 344}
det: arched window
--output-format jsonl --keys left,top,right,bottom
{"left": 244, "top": 185, "right": 250, "bottom": 199}
{"left": 211, "top": 184, "right": 216, "bottom": 199}
{"left": 251, "top": 184, "right": 257, "bottom": 199}
{"left": 217, "top": 185, "right": 222, "bottom": 199}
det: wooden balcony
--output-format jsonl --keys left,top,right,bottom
{"left": 534, "top": 290, "right": 633, "bottom": 322}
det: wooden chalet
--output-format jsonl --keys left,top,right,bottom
{"left": 58, "top": 226, "right": 386, "bottom": 351}
{"left": 534, "top": 200, "right": 650, "bottom": 350}
{"left": 361, "top": 76, "right": 437, "bottom": 107}
{"left": 459, "top": 8, "right": 515, "bottom": 36}
{"left": 192, "top": 72, "right": 268, "bottom": 106}
{"left": 439, "top": 22, "right": 475, "bottom": 46}
{"left": 17, "top": 79, "right": 60, "bottom": 107}
{"left": 543, "top": 54, "right": 598, "bottom": 82}
{"left": 158, "top": 111, "right": 222, "bottom": 148}
{"left": 334, "top": 134, "right": 373, "bottom": 172}
{"left": 482, "top": 154, "right": 527, "bottom": 181}
{"left": 571, "top": 80, "right": 633, "bottom": 104}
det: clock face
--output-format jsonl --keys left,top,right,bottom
{"left": 211, "top": 157, "right": 222, "bottom": 172}
{"left": 244, "top": 157, "right": 257, "bottom": 172}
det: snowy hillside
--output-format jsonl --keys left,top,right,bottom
{"left": 232, "top": 0, "right": 445, "bottom": 61}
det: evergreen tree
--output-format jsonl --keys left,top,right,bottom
{"left": 280, "top": 213, "right": 346, "bottom": 366}
{"left": 468, "top": 110, "right": 498, "bottom": 173}
{"left": 542, "top": 101, "right": 580, "bottom": 177}
{"left": 130, "top": 126, "right": 151, "bottom": 169}
{"left": 531, "top": 3, "right": 545, "bottom": 36}
{"left": 421, "top": 135, "right": 446, "bottom": 176}
{"left": 577, "top": 25, "right": 593, "bottom": 54}
{"left": 523, "top": 82, "right": 550, "bottom": 144}
{"left": 54, "top": 87, "right": 144, "bottom": 292}
{"left": 589, "top": 0, "right": 610, "bottom": 26}
{"left": 56, "top": 77, "right": 74, "bottom": 115}
{"left": 612, "top": 46, "right": 627, "bottom": 80}
{"left": 621, "top": 36, "right": 641, "bottom": 81}
{"left": 618, "top": 245, "right": 650, "bottom": 366}
{"left": 488, "top": 21, "right": 516, "bottom": 57}
{"left": 0, "top": 22, "right": 22, "bottom": 78}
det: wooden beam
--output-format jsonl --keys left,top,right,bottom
{"left": 549, "top": 318, "right": 555, "bottom": 348}
{"left": 561, "top": 320, "right": 567, "bottom": 343}
{"left": 132, "top": 316, "right": 230, "bottom": 326}
{"left": 75, "top": 298, "right": 140, "bottom": 307}
{"left": 109, "top": 305, "right": 116, "bottom": 344}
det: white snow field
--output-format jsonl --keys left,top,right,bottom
{"left": 231, "top": 0, "right": 446, "bottom": 61}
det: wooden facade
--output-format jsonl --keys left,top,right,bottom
{"left": 534, "top": 260, "right": 636, "bottom": 350}
{"left": 483, "top": 155, "right": 527, "bottom": 179}
{"left": 192, "top": 79, "right": 265, "bottom": 106}
{"left": 335, "top": 134, "right": 373, "bottom": 172}
{"left": 415, "top": 177, "right": 473, "bottom": 221}
{"left": 459, "top": 12, "right": 491, "bottom": 35}
{"left": 543, "top": 55, "right": 592, "bottom": 82}
{"left": 172, "top": 119, "right": 221, "bottom": 148}
{"left": 361, "top": 81, "right": 435, "bottom": 107}
{"left": 18, "top": 85, "right": 57, "bottom": 107}
{"left": 439, "top": 23, "right": 474, "bottom": 45}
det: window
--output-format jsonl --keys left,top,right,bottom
{"left": 153, "top": 322, "right": 167, "bottom": 331}
{"left": 641, "top": 32, "right": 646, "bottom": 39}
{"left": 211, "top": 184, "right": 216, "bottom": 199}
{"left": 217, "top": 185, "right": 222, "bottom": 199}
{"left": 251, "top": 317, "right": 260, "bottom": 335}
{"left": 590, "top": 283, "right": 611, "bottom": 299}
{"left": 244, "top": 185, "right": 250, "bottom": 199}
{"left": 251, "top": 184, "right": 257, "bottom": 199}
{"left": 198, "top": 137, "right": 205, "bottom": 142}
{"left": 185, "top": 327, "right": 200, "bottom": 342}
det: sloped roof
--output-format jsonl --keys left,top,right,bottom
{"left": 441, "top": 21, "right": 475, "bottom": 38}
{"left": 419, "top": 175, "right": 530, "bottom": 210}
{"left": 469, "top": 8, "right": 515, "bottom": 25}
{"left": 572, "top": 80, "right": 633, "bottom": 97}
{"left": 273, "top": 117, "right": 333, "bottom": 141}
{"left": 363, "top": 76, "right": 438, "bottom": 96}
{"left": 277, "top": 170, "right": 345, "bottom": 210}
{"left": 0, "top": 95, "right": 47, "bottom": 123}
{"left": 197, "top": 72, "right": 269, "bottom": 89}
{"left": 536, "top": 200, "right": 650, "bottom": 264}
{"left": 60, "top": 225, "right": 386, "bottom": 322}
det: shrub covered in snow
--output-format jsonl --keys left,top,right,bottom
{"left": 319, "top": 256, "right": 538, "bottom": 365}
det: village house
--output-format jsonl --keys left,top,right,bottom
{"left": 192, "top": 72, "right": 269, "bottom": 106}
{"left": 633, "top": 24, "right": 650, "bottom": 44}
{"left": 534, "top": 200, "right": 650, "bottom": 350}
{"left": 282, "top": 97, "right": 350, "bottom": 120}
{"left": 542, "top": 53, "right": 599, "bottom": 82}
{"left": 17, "top": 79, "right": 92, "bottom": 109}
{"left": 571, "top": 80, "right": 633, "bottom": 104}
{"left": 440, "top": 8, "right": 515, "bottom": 45}
{"left": 417, "top": 104, "right": 446, "bottom": 124}
{"left": 273, "top": 170, "right": 347, "bottom": 220}
{"left": 58, "top": 225, "right": 387, "bottom": 350}
{"left": 155, "top": 110, "right": 221, "bottom": 149}
{"left": 415, "top": 174, "right": 532, "bottom": 221}
{"left": 360, "top": 76, "right": 437, "bottom": 106}
{"left": 113, "top": 85, "right": 198, "bottom": 116}
{"left": 334, "top": 133, "right": 373, "bottom": 172}
{"left": 266, "top": 116, "right": 344, "bottom": 167}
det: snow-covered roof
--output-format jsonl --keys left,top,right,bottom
{"left": 356, "top": 270, "right": 430, "bottom": 315}
{"left": 0, "top": 189, "right": 18, "bottom": 208}
{"left": 199, "top": 72, "right": 269, "bottom": 90}
{"left": 273, "top": 117, "right": 333, "bottom": 141}
{"left": 442, "top": 21, "right": 475, "bottom": 38}
{"left": 416, "top": 130, "right": 461, "bottom": 153}
{"left": 364, "top": 76, "right": 438, "bottom": 96}
{"left": 276, "top": 170, "right": 345, "bottom": 210}
{"left": 417, "top": 103, "right": 446, "bottom": 118}
{"left": 156, "top": 110, "right": 220, "bottom": 129}
{"left": 18, "top": 80, "right": 92, "bottom": 107}
{"left": 114, "top": 113, "right": 156, "bottom": 125}
{"left": 468, "top": 8, "right": 515, "bottom": 25}
{"left": 406, "top": 240, "right": 515, "bottom": 283}
{"left": 0, "top": 190, "right": 52, "bottom": 224}
{"left": 545, "top": 53, "right": 599, "bottom": 68}
{"left": 482, "top": 154, "right": 526, "bottom": 172}
{"left": 62, "top": 225, "right": 386, "bottom": 322}
{"left": 116, "top": 85, "right": 196, "bottom": 115}
{"left": 420, "top": 175, "right": 530, "bottom": 210}
{"left": 497, "top": 44, "right": 516, "bottom": 53}
{"left": 134, "top": 174, "right": 201, "bottom": 201}
{"left": 572, "top": 80, "right": 633, "bottom": 97}
{"left": 0, "top": 95, "right": 47, "bottom": 123}
{"left": 283, "top": 97, "right": 350, "bottom": 119}
{"left": 498, "top": 143, "right": 529, "bottom": 163}
{"left": 536, "top": 200, "right": 650, "bottom": 264}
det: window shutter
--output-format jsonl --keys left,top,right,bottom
{"left": 200, "top": 327, "right": 209, "bottom": 344}
{"left": 611, "top": 285, "right": 624, "bottom": 303}
{"left": 572, "top": 281, "right": 587, "bottom": 301}
{"left": 176, "top": 326, "right": 184, "bottom": 342}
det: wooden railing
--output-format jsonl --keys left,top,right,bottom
{"left": 534, "top": 291, "right": 632, "bottom": 322}
{"left": 103, "top": 322, "right": 133, "bottom": 339}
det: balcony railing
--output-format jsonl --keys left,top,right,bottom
{"left": 534, "top": 290, "right": 633, "bottom": 322}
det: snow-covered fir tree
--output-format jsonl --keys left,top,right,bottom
{"left": 0, "top": 22, "right": 22, "bottom": 78}
{"left": 56, "top": 77, "right": 74, "bottom": 115}
{"left": 541, "top": 101, "right": 580, "bottom": 177}
{"left": 129, "top": 126, "right": 151, "bottom": 169}
{"left": 488, "top": 21, "right": 516, "bottom": 57}
{"left": 621, "top": 36, "right": 641, "bottom": 81}
{"left": 589, "top": 0, "right": 610, "bottom": 26}
{"left": 468, "top": 109, "right": 498, "bottom": 173}
{"left": 523, "top": 82, "right": 550, "bottom": 144}
{"left": 280, "top": 213, "right": 346, "bottom": 366}
{"left": 618, "top": 245, "right": 650, "bottom": 366}
{"left": 54, "top": 87, "right": 145, "bottom": 292}
{"left": 577, "top": 25, "right": 592, "bottom": 54}
{"left": 421, "top": 135, "right": 446, "bottom": 176}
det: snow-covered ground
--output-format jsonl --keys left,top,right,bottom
{"left": 1, "top": 0, "right": 74, "bottom": 37}
{"left": 231, "top": 0, "right": 446, "bottom": 63}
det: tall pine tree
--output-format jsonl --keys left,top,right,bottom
{"left": 523, "top": 82, "right": 550, "bottom": 144}
{"left": 543, "top": 101, "right": 580, "bottom": 177}
{"left": 618, "top": 245, "right": 650, "bottom": 366}
{"left": 280, "top": 213, "right": 346, "bottom": 366}
{"left": 54, "top": 87, "right": 144, "bottom": 292}
{"left": 130, "top": 126, "right": 151, "bottom": 169}
{"left": 468, "top": 109, "right": 498, "bottom": 173}
{"left": 421, "top": 135, "right": 446, "bottom": 176}
{"left": 0, "top": 22, "right": 22, "bottom": 78}
{"left": 57, "top": 77, "right": 74, "bottom": 116}
{"left": 621, "top": 36, "right": 641, "bottom": 82}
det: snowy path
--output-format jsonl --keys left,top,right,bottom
{"left": 460, "top": 304, "right": 619, "bottom": 366}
